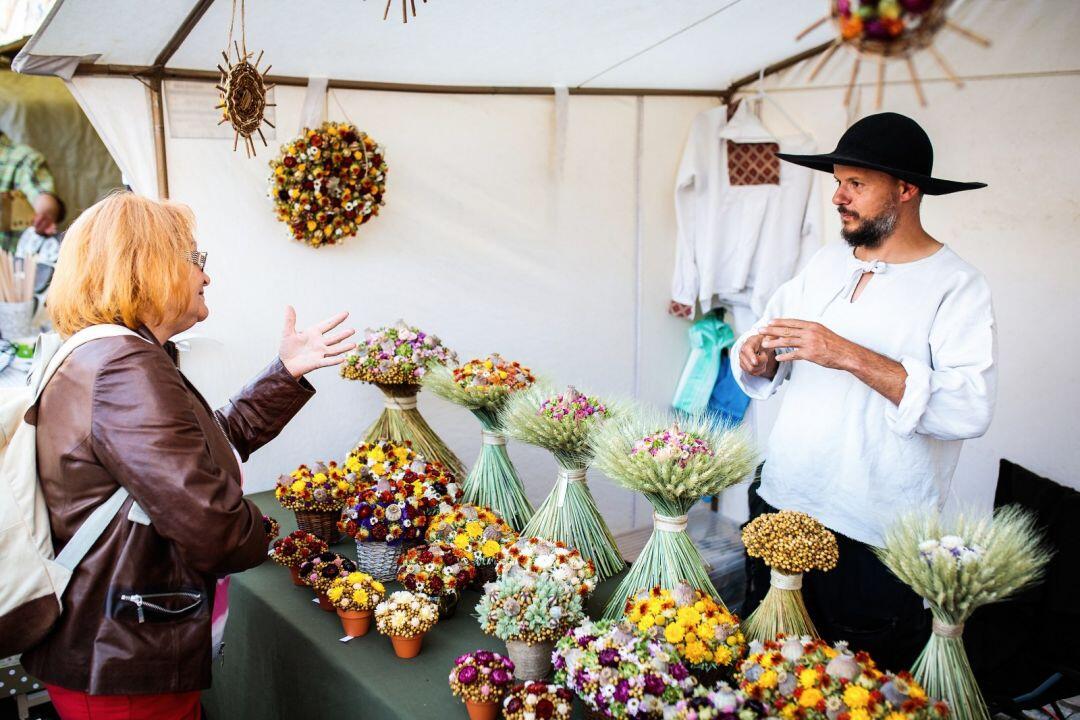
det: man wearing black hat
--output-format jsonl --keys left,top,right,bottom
{"left": 732, "top": 113, "right": 997, "bottom": 669}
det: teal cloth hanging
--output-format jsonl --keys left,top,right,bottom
{"left": 671, "top": 311, "right": 734, "bottom": 416}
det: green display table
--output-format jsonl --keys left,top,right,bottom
{"left": 202, "top": 491, "right": 627, "bottom": 720}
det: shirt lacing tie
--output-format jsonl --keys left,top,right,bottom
{"left": 843, "top": 258, "right": 888, "bottom": 300}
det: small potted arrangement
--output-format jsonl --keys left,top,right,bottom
{"left": 426, "top": 503, "right": 518, "bottom": 587}
{"left": 477, "top": 573, "right": 584, "bottom": 681}
{"left": 502, "top": 683, "right": 574, "bottom": 720}
{"left": 339, "top": 476, "right": 425, "bottom": 581}
{"left": 297, "top": 551, "right": 358, "bottom": 612}
{"left": 553, "top": 618, "right": 697, "bottom": 720}
{"left": 396, "top": 542, "right": 477, "bottom": 618}
{"left": 273, "top": 460, "right": 357, "bottom": 543}
{"left": 448, "top": 650, "right": 516, "bottom": 720}
{"left": 263, "top": 515, "right": 281, "bottom": 541}
{"left": 374, "top": 590, "right": 439, "bottom": 658}
{"left": 624, "top": 581, "right": 747, "bottom": 686}
{"left": 326, "top": 571, "right": 386, "bottom": 637}
{"left": 269, "top": 530, "right": 328, "bottom": 586}
{"left": 496, "top": 536, "right": 598, "bottom": 598}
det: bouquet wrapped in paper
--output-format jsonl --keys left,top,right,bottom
{"left": 876, "top": 506, "right": 1048, "bottom": 720}
{"left": 424, "top": 356, "right": 537, "bottom": 531}
{"left": 341, "top": 321, "right": 464, "bottom": 476}
{"left": 740, "top": 510, "right": 839, "bottom": 642}
{"left": 500, "top": 385, "right": 624, "bottom": 579}
{"left": 624, "top": 581, "right": 746, "bottom": 687}
{"left": 739, "top": 635, "right": 950, "bottom": 720}
{"left": 591, "top": 409, "right": 757, "bottom": 618}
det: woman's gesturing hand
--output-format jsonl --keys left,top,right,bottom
{"left": 279, "top": 306, "right": 357, "bottom": 378}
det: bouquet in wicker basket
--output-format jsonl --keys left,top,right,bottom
{"left": 424, "top": 356, "right": 536, "bottom": 531}
{"left": 500, "top": 385, "right": 624, "bottom": 579}
{"left": 740, "top": 510, "right": 839, "bottom": 642}
{"left": 591, "top": 409, "right": 757, "bottom": 618}
{"left": 339, "top": 476, "right": 426, "bottom": 581}
{"left": 449, "top": 650, "right": 516, "bottom": 720}
{"left": 396, "top": 542, "right": 476, "bottom": 618}
{"left": 326, "top": 571, "right": 385, "bottom": 637}
{"left": 345, "top": 439, "right": 462, "bottom": 516}
{"left": 876, "top": 506, "right": 1048, "bottom": 720}
{"left": 274, "top": 460, "right": 358, "bottom": 543}
{"left": 341, "top": 321, "right": 463, "bottom": 476}
{"left": 375, "top": 590, "right": 439, "bottom": 658}
{"left": 426, "top": 504, "right": 518, "bottom": 587}
{"left": 269, "top": 530, "right": 328, "bottom": 586}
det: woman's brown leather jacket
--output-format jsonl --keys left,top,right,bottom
{"left": 21, "top": 326, "right": 314, "bottom": 694}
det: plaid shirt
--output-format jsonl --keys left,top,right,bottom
{"left": 0, "top": 132, "right": 56, "bottom": 251}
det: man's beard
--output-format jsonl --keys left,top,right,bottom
{"left": 840, "top": 199, "right": 899, "bottom": 248}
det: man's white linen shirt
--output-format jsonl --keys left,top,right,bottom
{"left": 731, "top": 240, "right": 998, "bottom": 547}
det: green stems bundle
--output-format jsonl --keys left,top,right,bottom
{"left": 359, "top": 383, "right": 466, "bottom": 478}
{"left": 422, "top": 359, "right": 535, "bottom": 531}
{"left": 591, "top": 408, "right": 757, "bottom": 618}
{"left": 875, "top": 505, "right": 1050, "bottom": 720}
{"left": 500, "top": 385, "right": 625, "bottom": 580}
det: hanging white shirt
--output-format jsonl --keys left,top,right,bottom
{"left": 671, "top": 102, "right": 822, "bottom": 319}
{"left": 731, "top": 240, "right": 997, "bottom": 547}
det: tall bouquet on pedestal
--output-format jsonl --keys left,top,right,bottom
{"left": 500, "top": 386, "right": 624, "bottom": 580}
{"left": 423, "top": 356, "right": 536, "bottom": 531}
{"left": 591, "top": 409, "right": 757, "bottom": 618}
{"left": 340, "top": 321, "right": 464, "bottom": 477}
{"left": 876, "top": 506, "right": 1049, "bottom": 720}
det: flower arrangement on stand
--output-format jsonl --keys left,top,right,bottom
{"left": 424, "top": 356, "right": 537, "bottom": 530}
{"left": 553, "top": 618, "right": 698, "bottom": 719}
{"left": 738, "top": 635, "right": 950, "bottom": 720}
{"left": 502, "top": 683, "right": 575, "bottom": 720}
{"left": 273, "top": 460, "right": 358, "bottom": 543}
{"left": 426, "top": 504, "right": 518, "bottom": 587}
{"left": 477, "top": 573, "right": 585, "bottom": 681}
{"left": 875, "top": 506, "right": 1048, "bottom": 720}
{"left": 449, "top": 650, "right": 517, "bottom": 720}
{"left": 341, "top": 321, "right": 463, "bottom": 476}
{"left": 740, "top": 510, "right": 839, "bottom": 642}
{"left": 269, "top": 530, "right": 329, "bottom": 586}
{"left": 591, "top": 409, "right": 757, "bottom": 618}
{"left": 268, "top": 121, "right": 387, "bottom": 248}
{"left": 326, "top": 571, "right": 385, "bottom": 637}
{"left": 500, "top": 385, "right": 624, "bottom": 579}
{"left": 624, "top": 582, "right": 746, "bottom": 687}
{"left": 262, "top": 515, "right": 280, "bottom": 541}
{"left": 297, "top": 551, "right": 358, "bottom": 612}
{"left": 661, "top": 682, "right": 762, "bottom": 720}
{"left": 339, "top": 477, "right": 426, "bottom": 581}
{"left": 396, "top": 542, "right": 477, "bottom": 618}
{"left": 375, "top": 590, "right": 439, "bottom": 658}
{"left": 496, "top": 536, "right": 598, "bottom": 598}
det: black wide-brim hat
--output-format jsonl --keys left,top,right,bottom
{"left": 775, "top": 112, "right": 986, "bottom": 195}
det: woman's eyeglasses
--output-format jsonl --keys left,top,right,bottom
{"left": 184, "top": 249, "right": 208, "bottom": 270}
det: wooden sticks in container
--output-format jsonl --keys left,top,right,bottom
{"left": 0, "top": 252, "right": 37, "bottom": 303}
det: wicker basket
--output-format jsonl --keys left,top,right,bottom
{"left": 294, "top": 509, "right": 342, "bottom": 544}
{"left": 504, "top": 639, "right": 555, "bottom": 681}
{"left": 355, "top": 540, "right": 405, "bottom": 581}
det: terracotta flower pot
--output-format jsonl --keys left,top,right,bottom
{"left": 389, "top": 633, "right": 424, "bottom": 658}
{"left": 464, "top": 699, "right": 499, "bottom": 720}
{"left": 289, "top": 566, "right": 305, "bottom": 587}
{"left": 316, "top": 593, "right": 335, "bottom": 612}
{"left": 337, "top": 608, "right": 372, "bottom": 637}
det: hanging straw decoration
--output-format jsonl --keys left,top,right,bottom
{"left": 500, "top": 386, "right": 625, "bottom": 580}
{"left": 216, "top": 0, "right": 276, "bottom": 157}
{"left": 378, "top": 0, "right": 429, "bottom": 23}
{"left": 795, "top": 0, "right": 990, "bottom": 110}
{"left": 875, "top": 506, "right": 1049, "bottom": 720}
{"left": 423, "top": 357, "right": 536, "bottom": 532}
{"left": 592, "top": 408, "right": 757, "bottom": 617}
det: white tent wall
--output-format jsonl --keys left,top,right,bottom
{"left": 152, "top": 82, "right": 717, "bottom": 535}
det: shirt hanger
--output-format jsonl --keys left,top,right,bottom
{"left": 748, "top": 68, "right": 813, "bottom": 142}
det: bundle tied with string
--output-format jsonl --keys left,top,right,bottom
{"left": 423, "top": 357, "right": 536, "bottom": 531}
{"left": 875, "top": 506, "right": 1049, "bottom": 720}
{"left": 592, "top": 408, "right": 757, "bottom": 618}
{"left": 215, "top": 0, "right": 275, "bottom": 157}
{"left": 340, "top": 321, "right": 463, "bottom": 476}
{"left": 499, "top": 385, "right": 624, "bottom": 579}
{"left": 740, "top": 510, "right": 838, "bottom": 642}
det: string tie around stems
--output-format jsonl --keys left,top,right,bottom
{"left": 384, "top": 394, "right": 418, "bottom": 411}
{"left": 555, "top": 468, "right": 588, "bottom": 507}
{"left": 770, "top": 569, "right": 803, "bottom": 591}
{"left": 931, "top": 618, "right": 964, "bottom": 639}
{"left": 481, "top": 430, "right": 507, "bottom": 446}
{"left": 652, "top": 512, "right": 689, "bottom": 533}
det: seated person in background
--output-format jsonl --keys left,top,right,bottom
{"left": 0, "top": 129, "right": 64, "bottom": 251}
